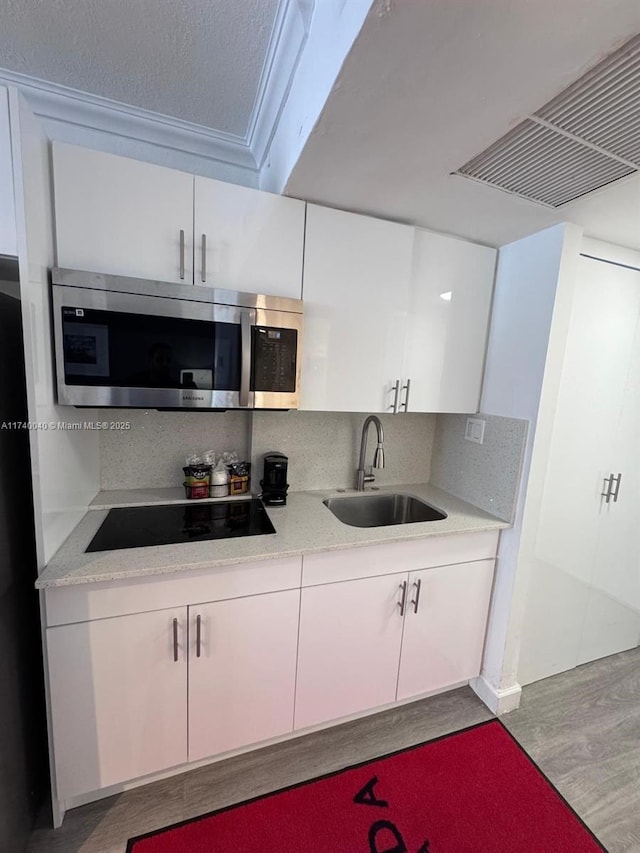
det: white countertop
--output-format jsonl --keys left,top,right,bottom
{"left": 35, "top": 483, "right": 509, "bottom": 588}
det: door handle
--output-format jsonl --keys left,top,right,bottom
{"left": 172, "top": 618, "right": 179, "bottom": 662}
{"left": 201, "top": 234, "right": 207, "bottom": 283}
{"left": 196, "top": 614, "right": 202, "bottom": 658}
{"left": 239, "top": 311, "right": 252, "bottom": 408}
{"left": 611, "top": 472, "right": 622, "bottom": 503}
{"left": 389, "top": 379, "right": 400, "bottom": 413}
{"left": 400, "top": 379, "right": 411, "bottom": 412}
{"left": 410, "top": 579, "right": 422, "bottom": 614}
{"left": 179, "top": 230, "right": 185, "bottom": 280}
{"left": 601, "top": 475, "right": 612, "bottom": 503}
{"left": 397, "top": 580, "right": 408, "bottom": 616}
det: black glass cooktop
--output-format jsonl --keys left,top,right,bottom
{"left": 86, "top": 499, "right": 276, "bottom": 552}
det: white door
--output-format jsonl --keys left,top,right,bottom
{"left": 188, "top": 590, "right": 299, "bottom": 762}
{"left": 403, "top": 230, "right": 496, "bottom": 412}
{"left": 47, "top": 608, "right": 187, "bottom": 800}
{"left": 294, "top": 574, "right": 406, "bottom": 730}
{"left": 520, "top": 255, "right": 640, "bottom": 683}
{"left": 577, "top": 260, "right": 640, "bottom": 664}
{"left": 397, "top": 560, "right": 494, "bottom": 701}
{"left": 53, "top": 142, "right": 194, "bottom": 283}
{"left": 194, "top": 176, "right": 304, "bottom": 298}
{"left": 301, "top": 204, "right": 413, "bottom": 412}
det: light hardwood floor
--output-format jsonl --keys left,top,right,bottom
{"left": 28, "top": 646, "right": 640, "bottom": 853}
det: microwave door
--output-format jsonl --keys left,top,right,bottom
{"left": 53, "top": 286, "right": 253, "bottom": 409}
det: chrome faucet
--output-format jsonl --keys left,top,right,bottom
{"left": 356, "top": 415, "right": 385, "bottom": 491}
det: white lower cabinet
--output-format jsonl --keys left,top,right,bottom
{"left": 47, "top": 607, "right": 188, "bottom": 800}
{"left": 396, "top": 561, "right": 495, "bottom": 700}
{"left": 188, "top": 590, "right": 300, "bottom": 762}
{"left": 295, "top": 554, "right": 496, "bottom": 731}
{"left": 45, "top": 537, "right": 498, "bottom": 807}
{"left": 294, "top": 575, "right": 406, "bottom": 730}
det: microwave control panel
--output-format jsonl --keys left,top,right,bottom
{"left": 251, "top": 326, "right": 297, "bottom": 393}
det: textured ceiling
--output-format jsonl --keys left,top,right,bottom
{"left": 1, "top": 0, "right": 280, "bottom": 137}
{"left": 286, "top": 0, "right": 640, "bottom": 249}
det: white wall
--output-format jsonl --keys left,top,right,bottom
{"left": 9, "top": 89, "right": 100, "bottom": 567}
{"left": 260, "top": 0, "right": 373, "bottom": 192}
{"left": 0, "top": 87, "right": 17, "bottom": 256}
{"left": 471, "top": 222, "right": 583, "bottom": 709}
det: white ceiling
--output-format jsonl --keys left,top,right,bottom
{"left": 285, "top": 0, "right": 640, "bottom": 249}
{"left": 1, "top": 0, "right": 280, "bottom": 138}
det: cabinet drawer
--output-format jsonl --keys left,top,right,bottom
{"left": 45, "top": 556, "right": 302, "bottom": 626}
{"left": 302, "top": 531, "right": 499, "bottom": 587}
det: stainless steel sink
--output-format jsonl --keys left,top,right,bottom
{"left": 324, "top": 493, "right": 447, "bottom": 528}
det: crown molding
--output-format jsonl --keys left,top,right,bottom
{"left": 0, "top": 67, "right": 257, "bottom": 174}
{"left": 247, "top": 0, "right": 315, "bottom": 168}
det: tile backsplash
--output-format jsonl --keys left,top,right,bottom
{"left": 99, "top": 409, "right": 526, "bottom": 521}
{"left": 100, "top": 410, "right": 251, "bottom": 490}
{"left": 251, "top": 411, "right": 436, "bottom": 492}
{"left": 100, "top": 410, "right": 436, "bottom": 492}
{"left": 430, "top": 413, "right": 528, "bottom": 522}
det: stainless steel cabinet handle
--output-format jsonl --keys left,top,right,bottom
{"left": 196, "top": 614, "right": 202, "bottom": 658}
{"left": 611, "top": 472, "right": 623, "bottom": 503}
{"left": 179, "top": 229, "right": 185, "bottom": 280}
{"left": 389, "top": 379, "right": 400, "bottom": 413}
{"left": 172, "top": 618, "right": 179, "bottom": 662}
{"left": 201, "top": 234, "right": 207, "bottom": 283}
{"left": 601, "top": 476, "right": 612, "bottom": 503}
{"left": 411, "top": 579, "right": 422, "bottom": 614}
{"left": 239, "top": 311, "right": 252, "bottom": 407}
{"left": 397, "top": 580, "right": 408, "bottom": 616}
{"left": 400, "top": 379, "right": 411, "bottom": 412}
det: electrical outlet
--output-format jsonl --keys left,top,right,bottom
{"left": 465, "top": 417, "right": 486, "bottom": 444}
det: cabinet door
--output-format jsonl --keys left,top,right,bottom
{"left": 301, "top": 204, "right": 413, "bottom": 412}
{"left": 577, "top": 261, "right": 640, "bottom": 665}
{"left": 194, "top": 176, "right": 304, "bottom": 298}
{"left": 397, "top": 560, "right": 494, "bottom": 701}
{"left": 295, "top": 574, "right": 406, "bottom": 730}
{"left": 47, "top": 608, "right": 187, "bottom": 800}
{"left": 188, "top": 589, "right": 299, "bottom": 762}
{"left": 403, "top": 230, "right": 496, "bottom": 412}
{"left": 53, "top": 142, "right": 194, "bottom": 283}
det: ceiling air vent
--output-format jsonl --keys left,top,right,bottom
{"left": 456, "top": 33, "right": 640, "bottom": 207}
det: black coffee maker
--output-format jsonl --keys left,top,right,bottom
{"left": 260, "top": 452, "right": 289, "bottom": 506}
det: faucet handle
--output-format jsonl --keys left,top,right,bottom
{"left": 364, "top": 466, "right": 375, "bottom": 483}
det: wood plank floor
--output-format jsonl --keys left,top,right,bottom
{"left": 28, "top": 646, "right": 640, "bottom": 852}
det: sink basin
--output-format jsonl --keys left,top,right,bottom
{"left": 324, "top": 493, "right": 447, "bottom": 528}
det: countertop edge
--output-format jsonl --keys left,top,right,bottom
{"left": 36, "top": 484, "right": 511, "bottom": 589}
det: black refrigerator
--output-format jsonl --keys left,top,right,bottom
{"left": 0, "top": 255, "right": 48, "bottom": 852}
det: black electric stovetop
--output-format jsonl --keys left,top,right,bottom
{"left": 86, "top": 499, "right": 276, "bottom": 552}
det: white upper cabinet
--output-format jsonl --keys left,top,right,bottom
{"left": 301, "top": 204, "right": 414, "bottom": 412}
{"left": 194, "top": 176, "right": 304, "bottom": 298}
{"left": 403, "top": 230, "right": 496, "bottom": 413}
{"left": 53, "top": 142, "right": 194, "bottom": 283}
{"left": 300, "top": 205, "right": 496, "bottom": 414}
{"left": 52, "top": 143, "right": 304, "bottom": 297}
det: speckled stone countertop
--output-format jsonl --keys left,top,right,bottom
{"left": 35, "top": 483, "right": 509, "bottom": 588}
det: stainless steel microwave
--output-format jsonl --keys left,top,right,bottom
{"left": 51, "top": 268, "right": 303, "bottom": 410}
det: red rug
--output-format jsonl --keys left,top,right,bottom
{"left": 127, "top": 720, "right": 605, "bottom": 852}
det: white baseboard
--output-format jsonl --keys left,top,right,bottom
{"left": 470, "top": 675, "right": 522, "bottom": 715}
